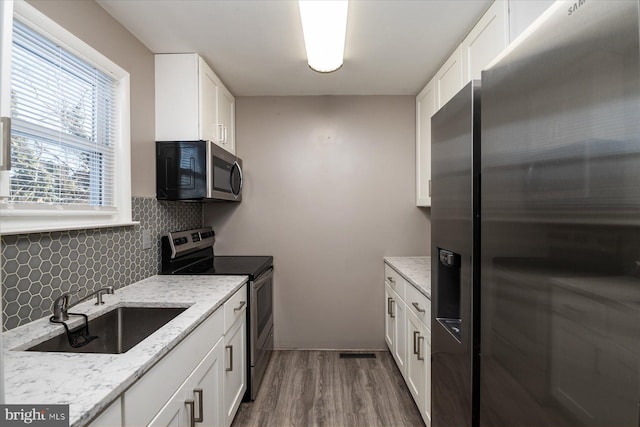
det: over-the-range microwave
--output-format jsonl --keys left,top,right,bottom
{"left": 156, "top": 140, "right": 243, "bottom": 202}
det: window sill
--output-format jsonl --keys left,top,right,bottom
{"left": 0, "top": 220, "right": 140, "bottom": 235}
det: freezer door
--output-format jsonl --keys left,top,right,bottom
{"left": 431, "top": 80, "right": 481, "bottom": 427}
{"left": 480, "top": 1, "right": 640, "bottom": 426}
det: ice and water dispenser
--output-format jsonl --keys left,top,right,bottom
{"left": 436, "top": 248, "right": 462, "bottom": 342}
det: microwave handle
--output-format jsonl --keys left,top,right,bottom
{"left": 231, "top": 161, "right": 243, "bottom": 197}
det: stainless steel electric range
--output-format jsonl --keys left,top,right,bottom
{"left": 161, "top": 227, "right": 273, "bottom": 401}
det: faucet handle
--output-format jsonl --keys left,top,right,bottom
{"left": 51, "top": 293, "right": 71, "bottom": 322}
{"left": 94, "top": 286, "right": 115, "bottom": 305}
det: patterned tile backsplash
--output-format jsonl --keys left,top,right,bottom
{"left": 1, "top": 197, "right": 202, "bottom": 331}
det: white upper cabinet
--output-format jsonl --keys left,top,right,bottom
{"left": 415, "top": 0, "right": 510, "bottom": 207}
{"left": 217, "top": 84, "right": 236, "bottom": 155}
{"left": 461, "top": 0, "right": 509, "bottom": 81}
{"left": 416, "top": 80, "right": 436, "bottom": 207}
{"left": 199, "top": 59, "right": 220, "bottom": 145}
{"left": 156, "top": 53, "right": 236, "bottom": 155}
{"left": 435, "top": 46, "right": 464, "bottom": 110}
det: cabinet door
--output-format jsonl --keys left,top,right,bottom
{"left": 148, "top": 384, "right": 190, "bottom": 427}
{"left": 423, "top": 328, "right": 432, "bottom": 427}
{"left": 416, "top": 80, "right": 436, "bottom": 207}
{"left": 435, "top": 46, "right": 464, "bottom": 109}
{"left": 149, "top": 338, "right": 225, "bottom": 427}
{"left": 406, "top": 312, "right": 427, "bottom": 415}
{"left": 199, "top": 58, "right": 219, "bottom": 144}
{"left": 461, "top": 0, "right": 508, "bottom": 81}
{"left": 88, "top": 398, "right": 122, "bottom": 427}
{"left": 217, "top": 85, "right": 235, "bottom": 155}
{"left": 223, "top": 316, "right": 246, "bottom": 426}
{"left": 393, "top": 296, "right": 407, "bottom": 377}
{"left": 155, "top": 54, "right": 200, "bottom": 141}
{"left": 191, "top": 337, "right": 225, "bottom": 427}
{"left": 384, "top": 283, "right": 396, "bottom": 352}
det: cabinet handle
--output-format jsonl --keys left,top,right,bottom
{"left": 417, "top": 335, "right": 425, "bottom": 361}
{"left": 387, "top": 297, "right": 392, "bottom": 316}
{"left": 428, "top": 179, "right": 432, "bottom": 197}
{"left": 412, "top": 302, "right": 426, "bottom": 313}
{"left": 413, "top": 330, "right": 419, "bottom": 355}
{"left": 217, "top": 124, "right": 225, "bottom": 143}
{"left": 234, "top": 301, "right": 246, "bottom": 312}
{"left": 390, "top": 299, "right": 395, "bottom": 318}
{"left": 193, "top": 388, "right": 204, "bottom": 422}
{"left": 226, "top": 345, "right": 233, "bottom": 371}
{"left": 387, "top": 276, "right": 395, "bottom": 284}
{"left": 185, "top": 399, "right": 196, "bottom": 427}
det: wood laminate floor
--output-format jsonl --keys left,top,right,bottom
{"left": 232, "top": 350, "right": 425, "bottom": 427}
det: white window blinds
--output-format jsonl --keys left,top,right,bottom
{"left": 9, "top": 19, "right": 117, "bottom": 207}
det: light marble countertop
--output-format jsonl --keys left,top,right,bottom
{"left": 384, "top": 257, "right": 431, "bottom": 298}
{"left": 2, "top": 274, "right": 248, "bottom": 427}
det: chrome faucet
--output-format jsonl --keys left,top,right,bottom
{"left": 51, "top": 286, "right": 115, "bottom": 322}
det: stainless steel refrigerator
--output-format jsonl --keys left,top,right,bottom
{"left": 479, "top": 1, "right": 640, "bottom": 426}
{"left": 431, "top": 80, "right": 481, "bottom": 427}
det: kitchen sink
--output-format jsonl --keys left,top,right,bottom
{"left": 26, "top": 306, "right": 188, "bottom": 354}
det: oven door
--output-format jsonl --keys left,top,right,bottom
{"left": 250, "top": 267, "right": 274, "bottom": 399}
{"left": 207, "top": 142, "right": 243, "bottom": 201}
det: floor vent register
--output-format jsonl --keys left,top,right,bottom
{"left": 339, "top": 352, "right": 376, "bottom": 359}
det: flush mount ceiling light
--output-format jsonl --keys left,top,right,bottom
{"left": 298, "top": 0, "right": 349, "bottom": 73}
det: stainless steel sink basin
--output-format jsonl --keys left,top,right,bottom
{"left": 26, "top": 306, "right": 188, "bottom": 354}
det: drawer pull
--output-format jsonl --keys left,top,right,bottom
{"left": 185, "top": 399, "right": 196, "bottom": 427}
{"left": 413, "top": 330, "right": 419, "bottom": 355}
{"left": 387, "top": 276, "right": 395, "bottom": 284}
{"left": 226, "top": 345, "right": 233, "bottom": 371}
{"left": 412, "top": 302, "right": 426, "bottom": 313}
{"left": 417, "top": 335, "right": 425, "bottom": 361}
{"left": 194, "top": 388, "right": 204, "bottom": 422}
{"left": 234, "top": 301, "right": 247, "bottom": 312}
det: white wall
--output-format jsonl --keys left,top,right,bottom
{"left": 26, "top": 0, "right": 156, "bottom": 197}
{"left": 204, "top": 96, "right": 430, "bottom": 349}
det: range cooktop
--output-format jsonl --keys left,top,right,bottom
{"left": 161, "top": 227, "right": 272, "bottom": 280}
{"left": 184, "top": 255, "right": 273, "bottom": 280}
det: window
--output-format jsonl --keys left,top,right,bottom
{"left": 0, "top": 2, "right": 133, "bottom": 234}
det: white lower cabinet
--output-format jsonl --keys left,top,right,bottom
{"left": 384, "top": 262, "right": 431, "bottom": 427}
{"left": 87, "top": 397, "right": 122, "bottom": 427}
{"left": 406, "top": 311, "right": 431, "bottom": 426}
{"left": 149, "top": 338, "right": 225, "bottom": 427}
{"left": 223, "top": 315, "right": 247, "bottom": 426}
{"left": 384, "top": 283, "right": 396, "bottom": 355}
{"left": 119, "top": 285, "right": 247, "bottom": 427}
{"left": 393, "top": 294, "right": 407, "bottom": 376}
{"left": 385, "top": 282, "right": 407, "bottom": 376}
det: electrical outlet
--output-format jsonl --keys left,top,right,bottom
{"left": 142, "top": 229, "right": 152, "bottom": 250}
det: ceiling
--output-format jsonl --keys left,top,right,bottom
{"left": 97, "top": 0, "right": 492, "bottom": 96}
